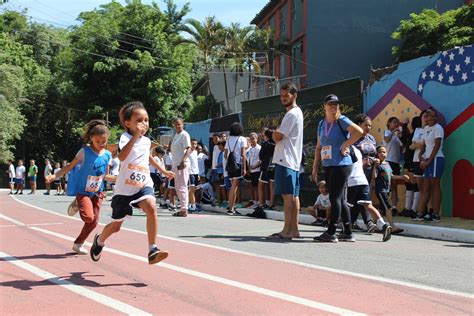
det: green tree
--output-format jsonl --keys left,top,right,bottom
{"left": 392, "top": 5, "right": 474, "bottom": 62}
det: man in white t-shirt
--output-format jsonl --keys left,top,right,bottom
{"left": 44, "top": 159, "right": 53, "bottom": 195}
{"left": 196, "top": 145, "right": 208, "bottom": 178}
{"left": 15, "top": 159, "right": 26, "bottom": 194}
{"left": 188, "top": 138, "right": 200, "bottom": 212}
{"left": 7, "top": 160, "right": 15, "bottom": 194}
{"left": 170, "top": 118, "right": 191, "bottom": 216}
{"left": 267, "top": 82, "right": 304, "bottom": 240}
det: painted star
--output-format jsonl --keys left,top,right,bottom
{"left": 458, "top": 47, "right": 464, "bottom": 55}
{"left": 421, "top": 71, "right": 427, "bottom": 80}
{"left": 448, "top": 76, "right": 454, "bottom": 84}
{"left": 442, "top": 51, "right": 448, "bottom": 56}
{"left": 438, "top": 73, "right": 444, "bottom": 82}
{"left": 429, "top": 71, "right": 435, "bottom": 79}
{"left": 465, "top": 56, "right": 471, "bottom": 65}
{"left": 437, "top": 59, "right": 443, "bottom": 67}
{"left": 444, "top": 64, "right": 450, "bottom": 73}
{"left": 418, "top": 84, "right": 423, "bottom": 92}
{"left": 455, "top": 64, "right": 461, "bottom": 73}
{"left": 449, "top": 52, "right": 455, "bottom": 60}
{"left": 461, "top": 73, "right": 468, "bottom": 82}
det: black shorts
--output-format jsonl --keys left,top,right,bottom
{"left": 228, "top": 165, "right": 242, "bottom": 180}
{"left": 150, "top": 173, "right": 163, "bottom": 187}
{"left": 388, "top": 161, "right": 401, "bottom": 176}
{"left": 167, "top": 178, "right": 175, "bottom": 189}
{"left": 347, "top": 185, "right": 372, "bottom": 207}
{"left": 259, "top": 169, "right": 275, "bottom": 183}
{"left": 189, "top": 174, "right": 199, "bottom": 187}
{"left": 111, "top": 186, "right": 155, "bottom": 221}
{"left": 413, "top": 162, "right": 424, "bottom": 177}
{"left": 217, "top": 173, "right": 224, "bottom": 186}
{"left": 250, "top": 172, "right": 260, "bottom": 186}
{"left": 376, "top": 191, "right": 393, "bottom": 212}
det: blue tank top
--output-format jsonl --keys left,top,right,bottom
{"left": 76, "top": 146, "right": 112, "bottom": 196}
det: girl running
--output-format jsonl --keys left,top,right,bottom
{"left": 46, "top": 120, "right": 114, "bottom": 255}
{"left": 90, "top": 101, "right": 173, "bottom": 265}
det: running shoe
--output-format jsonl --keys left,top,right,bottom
{"left": 381, "top": 224, "right": 392, "bottom": 242}
{"left": 411, "top": 214, "right": 425, "bottom": 221}
{"left": 425, "top": 215, "right": 441, "bottom": 223}
{"left": 90, "top": 234, "right": 104, "bottom": 262}
{"left": 148, "top": 247, "right": 169, "bottom": 265}
{"left": 67, "top": 198, "right": 79, "bottom": 216}
{"left": 72, "top": 243, "right": 88, "bottom": 255}
{"left": 337, "top": 233, "right": 356, "bottom": 242}
{"left": 367, "top": 221, "right": 378, "bottom": 234}
{"left": 313, "top": 232, "right": 338, "bottom": 243}
{"left": 226, "top": 208, "right": 236, "bottom": 216}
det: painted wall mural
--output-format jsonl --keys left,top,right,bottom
{"left": 364, "top": 44, "right": 474, "bottom": 219}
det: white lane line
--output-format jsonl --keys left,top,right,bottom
{"left": 0, "top": 222, "right": 63, "bottom": 228}
{"left": 8, "top": 196, "right": 474, "bottom": 299}
{"left": 1, "top": 212, "right": 364, "bottom": 316}
{"left": 0, "top": 251, "right": 151, "bottom": 316}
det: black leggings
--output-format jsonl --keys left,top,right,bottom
{"left": 324, "top": 165, "right": 353, "bottom": 235}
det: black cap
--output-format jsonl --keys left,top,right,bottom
{"left": 324, "top": 94, "right": 340, "bottom": 104}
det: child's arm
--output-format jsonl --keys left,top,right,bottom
{"left": 118, "top": 133, "right": 141, "bottom": 161}
{"left": 149, "top": 156, "right": 174, "bottom": 179}
{"left": 46, "top": 158, "right": 79, "bottom": 183}
{"left": 104, "top": 165, "right": 116, "bottom": 182}
{"left": 392, "top": 174, "right": 410, "bottom": 181}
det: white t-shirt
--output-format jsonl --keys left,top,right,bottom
{"left": 197, "top": 182, "right": 214, "bottom": 198}
{"left": 225, "top": 136, "right": 247, "bottom": 165}
{"left": 222, "top": 153, "right": 228, "bottom": 177}
{"left": 197, "top": 153, "right": 208, "bottom": 177}
{"left": 411, "top": 127, "right": 424, "bottom": 163}
{"left": 348, "top": 148, "right": 369, "bottom": 187}
{"left": 189, "top": 150, "right": 199, "bottom": 175}
{"left": 423, "top": 123, "right": 444, "bottom": 159}
{"left": 109, "top": 157, "right": 120, "bottom": 176}
{"left": 383, "top": 129, "right": 403, "bottom": 164}
{"left": 247, "top": 144, "right": 261, "bottom": 173}
{"left": 53, "top": 168, "right": 61, "bottom": 179}
{"left": 44, "top": 163, "right": 53, "bottom": 177}
{"left": 164, "top": 153, "right": 172, "bottom": 167}
{"left": 8, "top": 164, "right": 15, "bottom": 178}
{"left": 150, "top": 156, "right": 163, "bottom": 174}
{"left": 171, "top": 131, "right": 191, "bottom": 168}
{"left": 15, "top": 166, "right": 26, "bottom": 179}
{"left": 114, "top": 132, "right": 154, "bottom": 196}
{"left": 211, "top": 144, "right": 219, "bottom": 170}
{"left": 272, "top": 106, "right": 304, "bottom": 171}
{"left": 314, "top": 193, "right": 330, "bottom": 210}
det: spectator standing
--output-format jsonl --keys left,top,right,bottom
{"left": 44, "top": 159, "right": 53, "bottom": 195}
{"left": 7, "top": 160, "right": 15, "bottom": 194}
{"left": 188, "top": 138, "right": 200, "bottom": 212}
{"left": 266, "top": 83, "right": 304, "bottom": 240}
{"left": 245, "top": 132, "right": 261, "bottom": 208}
{"left": 383, "top": 117, "right": 404, "bottom": 213}
{"left": 196, "top": 144, "right": 208, "bottom": 178}
{"left": 28, "top": 159, "right": 38, "bottom": 194}
{"left": 312, "top": 94, "right": 363, "bottom": 242}
{"left": 170, "top": 118, "right": 192, "bottom": 217}
{"left": 14, "top": 159, "right": 26, "bottom": 194}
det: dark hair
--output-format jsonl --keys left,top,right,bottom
{"left": 83, "top": 119, "right": 109, "bottom": 142}
{"left": 119, "top": 101, "right": 146, "bottom": 130}
{"left": 386, "top": 116, "right": 399, "bottom": 128}
{"left": 229, "top": 122, "right": 243, "bottom": 136}
{"left": 353, "top": 114, "right": 371, "bottom": 125}
{"left": 213, "top": 133, "right": 220, "bottom": 137}
{"left": 280, "top": 82, "right": 298, "bottom": 94}
{"left": 155, "top": 146, "right": 166, "bottom": 155}
{"left": 411, "top": 116, "right": 422, "bottom": 130}
{"left": 191, "top": 138, "right": 197, "bottom": 142}
{"left": 376, "top": 145, "right": 386, "bottom": 152}
{"left": 264, "top": 128, "right": 273, "bottom": 140}
{"left": 218, "top": 140, "right": 226, "bottom": 146}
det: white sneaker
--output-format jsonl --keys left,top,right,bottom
{"left": 67, "top": 198, "right": 79, "bottom": 216}
{"left": 72, "top": 243, "right": 88, "bottom": 255}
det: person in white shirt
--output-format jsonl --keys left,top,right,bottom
{"left": 383, "top": 117, "right": 404, "bottom": 211}
{"left": 44, "top": 159, "right": 53, "bottom": 195}
{"left": 414, "top": 108, "right": 445, "bottom": 222}
{"left": 150, "top": 146, "right": 166, "bottom": 198}
{"left": 306, "top": 181, "right": 330, "bottom": 226}
{"left": 14, "top": 159, "right": 26, "bottom": 194}
{"left": 210, "top": 134, "right": 221, "bottom": 202}
{"left": 267, "top": 83, "right": 304, "bottom": 240}
{"left": 245, "top": 132, "right": 261, "bottom": 208}
{"left": 196, "top": 176, "right": 214, "bottom": 205}
{"left": 170, "top": 118, "right": 192, "bottom": 217}
{"left": 188, "top": 138, "right": 200, "bottom": 212}
{"left": 7, "top": 160, "right": 15, "bottom": 194}
{"left": 196, "top": 144, "right": 208, "bottom": 178}
{"left": 224, "top": 123, "right": 247, "bottom": 215}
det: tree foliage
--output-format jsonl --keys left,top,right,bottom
{"left": 392, "top": 5, "right": 474, "bottom": 62}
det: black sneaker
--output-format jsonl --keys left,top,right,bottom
{"left": 313, "top": 232, "right": 338, "bottom": 243}
{"left": 148, "top": 247, "right": 169, "bottom": 265}
{"left": 399, "top": 208, "right": 410, "bottom": 217}
{"left": 382, "top": 224, "right": 392, "bottom": 242}
{"left": 367, "top": 221, "right": 378, "bottom": 234}
{"left": 337, "top": 233, "right": 356, "bottom": 242}
{"left": 90, "top": 233, "right": 104, "bottom": 262}
{"left": 407, "top": 209, "right": 417, "bottom": 218}
{"left": 411, "top": 214, "right": 424, "bottom": 221}
{"left": 425, "top": 215, "right": 441, "bottom": 223}
{"left": 321, "top": 220, "right": 329, "bottom": 227}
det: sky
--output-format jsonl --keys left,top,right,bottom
{"left": 3, "top": 0, "right": 270, "bottom": 27}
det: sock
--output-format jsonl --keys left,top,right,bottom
{"left": 149, "top": 244, "right": 158, "bottom": 251}
{"left": 376, "top": 217, "right": 387, "bottom": 230}
{"left": 413, "top": 191, "right": 420, "bottom": 211}
{"left": 97, "top": 238, "right": 105, "bottom": 247}
{"left": 405, "top": 190, "right": 414, "bottom": 210}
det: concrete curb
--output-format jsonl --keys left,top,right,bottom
{"left": 201, "top": 205, "right": 474, "bottom": 244}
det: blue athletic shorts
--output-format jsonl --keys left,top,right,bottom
{"left": 424, "top": 157, "right": 445, "bottom": 179}
{"left": 111, "top": 186, "right": 155, "bottom": 221}
{"left": 274, "top": 164, "right": 300, "bottom": 196}
{"left": 14, "top": 178, "right": 25, "bottom": 185}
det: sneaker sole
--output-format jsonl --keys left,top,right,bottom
{"left": 148, "top": 251, "right": 169, "bottom": 264}
{"left": 90, "top": 234, "right": 103, "bottom": 262}
{"left": 72, "top": 246, "right": 88, "bottom": 255}
{"left": 382, "top": 226, "right": 392, "bottom": 242}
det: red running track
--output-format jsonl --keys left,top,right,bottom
{"left": 0, "top": 193, "right": 473, "bottom": 315}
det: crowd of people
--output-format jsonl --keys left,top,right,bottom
{"left": 5, "top": 82, "right": 446, "bottom": 262}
